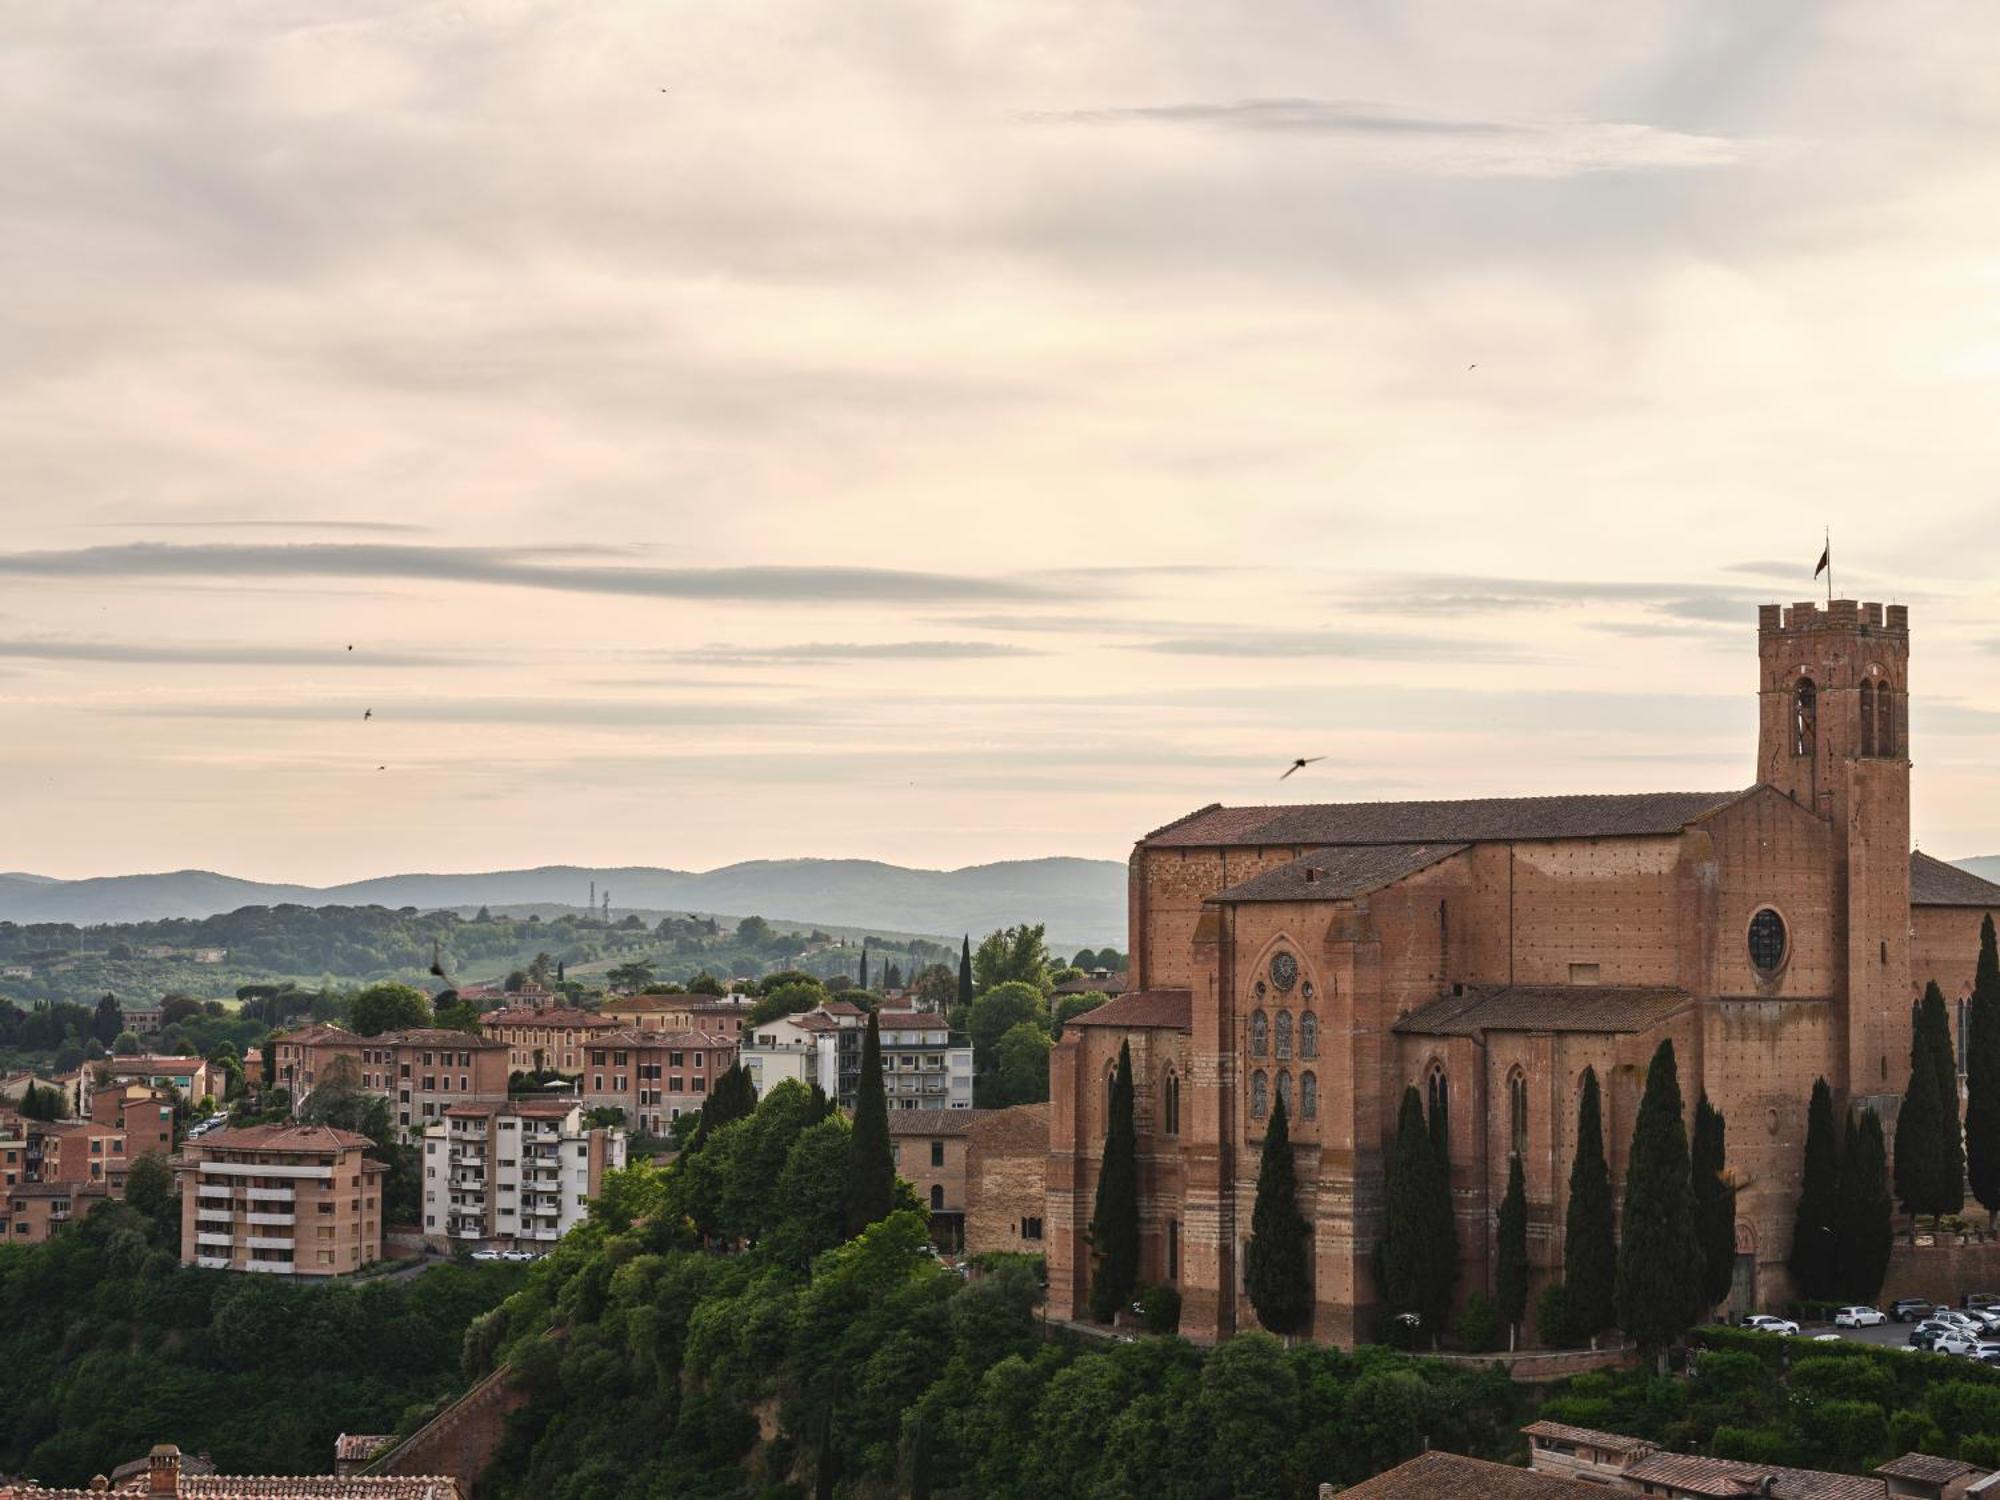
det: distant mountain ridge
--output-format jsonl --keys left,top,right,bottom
{"left": 0, "top": 857, "right": 1129, "bottom": 947}
{"left": 1954, "top": 856, "right": 2000, "bottom": 891}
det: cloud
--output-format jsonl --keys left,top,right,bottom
{"left": 96, "top": 519, "right": 431, "bottom": 534}
{"left": 1129, "top": 629, "right": 1526, "bottom": 662}
{"left": 89, "top": 696, "right": 838, "bottom": 728}
{"left": 1338, "top": 573, "right": 1771, "bottom": 625}
{"left": 1031, "top": 98, "right": 1746, "bottom": 178}
{"left": 0, "top": 544, "right": 1051, "bottom": 605}
{"left": 0, "top": 637, "right": 460, "bottom": 667}
{"left": 660, "top": 641, "right": 1043, "bottom": 665}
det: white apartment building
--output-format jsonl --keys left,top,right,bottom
{"left": 741, "top": 1003, "right": 972, "bottom": 1112}
{"left": 420, "top": 1099, "right": 624, "bottom": 1252}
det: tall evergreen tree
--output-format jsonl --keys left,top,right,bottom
{"left": 956, "top": 935, "right": 974, "bottom": 1022}
{"left": 1381, "top": 1085, "right": 1457, "bottom": 1341}
{"left": 1428, "top": 1084, "right": 1450, "bottom": 1167}
{"left": 1967, "top": 914, "right": 2000, "bottom": 1225}
{"left": 1087, "top": 1041, "right": 1140, "bottom": 1322}
{"left": 1789, "top": 1078, "right": 1840, "bottom": 1301}
{"left": 1495, "top": 1153, "right": 1529, "bottom": 1352}
{"left": 1898, "top": 981, "right": 1966, "bottom": 1216}
{"left": 1835, "top": 1106, "right": 1894, "bottom": 1301}
{"left": 840, "top": 1011, "right": 895, "bottom": 1237}
{"left": 1246, "top": 1095, "right": 1312, "bottom": 1335}
{"left": 1616, "top": 1039, "right": 1702, "bottom": 1364}
{"left": 1691, "top": 1094, "right": 1735, "bottom": 1317}
{"left": 859, "top": 945, "right": 869, "bottom": 991}
{"left": 1564, "top": 1066, "right": 1617, "bottom": 1342}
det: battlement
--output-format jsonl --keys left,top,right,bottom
{"left": 1757, "top": 600, "right": 1907, "bottom": 636}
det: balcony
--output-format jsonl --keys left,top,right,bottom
{"left": 245, "top": 1185, "right": 295, "bottom": 1202}
{"left": 246, "top": 1212, "right": 295, "bottom": 1227}
{"left": 194, "top": 1161, "right": 332, "bottom": 1180}
{"left": 243, "top": 1259, "right": 294, "bottom": 1275}
{"left": 245, "top": 1233, "right": 295, "bottom": 1251}
{"left": 196, "top": 1254, "right": 232, "bottom": 1270}
{"left": 196, "top": 1183, "right": 233, "bottom": 1201}
{"left": 196, "top": 1231, "right": 236, "bottom": 1248}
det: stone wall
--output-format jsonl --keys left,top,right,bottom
{"left": 1879, "top": 1237, "right": 2000, "bottom": 1307}
{"left": 967, "top": 1102, "right": 1049, "bottom": 1258}
{"left": 369, "top": 1364, "right": 525, "bottom": 1499}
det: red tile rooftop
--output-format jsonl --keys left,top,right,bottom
{"left": 1064, "top": 990, "right": 1193, "bottom": 1032}
{"left": 186, "top": 1124, "right": 375, "bottom": 1152}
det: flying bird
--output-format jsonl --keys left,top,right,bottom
{"left": 1280, "top": 757, "right": 1325, "bottom": 780}
{"left": 1467, "top": 363, "right": 1477, "bottom": 371}
{"left": 346, "top": 644, "right": 353, "bottom": 651}
{"left": 429, "top": 938, "right": 452, "bottom": 983}
{"left": 363, "top": 709, "right": 372, "bottom": 720}
{"left": 376, "top": 765, "right": 386, "bottom": 771}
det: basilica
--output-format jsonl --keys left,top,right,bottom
{"left": 1047, "top": 599, "right": 2000, "bottom": 1343}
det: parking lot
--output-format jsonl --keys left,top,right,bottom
{"left": 1752, "top": 1308, "right": 1993, "bottom": 1354}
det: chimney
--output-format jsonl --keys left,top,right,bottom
{"left": 148, "top": 1444, "right": 181, "bottom": 1497}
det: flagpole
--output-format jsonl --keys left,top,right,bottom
{"left": 1824, "top": 526, "right": 1832, "bottom": 605}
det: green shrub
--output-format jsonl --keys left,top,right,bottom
{"left": 1711, "top": 1425, "right": 1797, "bottom": 1465}
{"left": 1964, "top": 1433, "right": 2000, "bottom": 1468}
{"left": 1453, "top": 1292, "right": 1499, "bottom": 1353}
{"left": 1796, "top": 1399, "right": 1885, "bottom": 1467}
{"left": 1536, "top": 1283, "right": 1574, "bottom": 1347}
{"left": 1889, "top": 1408, "right": 1948, "bottom": 1458}
{"left": 1136, "top": 1283, "right": 1182, "bottom": 1336}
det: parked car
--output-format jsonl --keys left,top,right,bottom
{"left": 1833, "top": 1306, "right": 1886, "bottom": 1328}
{"left": 1745, "top": 1315, "right": 1801, "bottom": 1336}
{"left": 1965, "top": 1292, "right": 2000, "bottom": 1311}
{"left": 1935, "top": 1331, "right": 1981, "bottom": 1356}
{"left": 1966, "top": 1309, "right": 2000, "bottom": 1334}
{"left": 1911, "top": 1321, "right": 1952, "bottom": 1349}
{"left": 470, "top": 1249, "right": 504, "bottom": 1262}
{"left": 1891, "top": 1298, "right": 1937, "bottom": 1322}
{"left": 1811, "top": 1333, "right": 1843, "bottom": 1343}
{"left": 1934, "top": 1309, "right": 1981, "bottom": 1330}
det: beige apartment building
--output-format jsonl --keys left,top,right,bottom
{"left": 480, "top": 1002, "right": 616, "bottom": 1073}
{"left": 420, "top": 1099, "right": 624, "bottom": 1251}
{"left": 270, "top": 1023, "right": 510, "bottom": 1138}
{"left": 597, "top": 993, "right": 754, "bottom": 1038}
{"left": 175, "top": 1124, "right": 385, "bottom": 1276}
{"left": 579, "top": 1028, "right": 737, "bottom": 1136}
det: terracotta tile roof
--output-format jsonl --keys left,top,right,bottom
{"left": 1065, "top": 989, "right": 1193, "bottom": 1032}
{"left": 820, "top": 1000, "right": 867, "bottom": 1017}
{"left": 1521, "top": 1420, "right": 1657, "bottom": 1454}
{"left": 0, "top": 1480, "right": 460, "bottom": 1499}
{"left": 1394, "top": 985, "right": 1692, "bottom": 1038}
{"left": 1338, "top": 1451, "right": 1611, "bottom": 1498}
{"left": 876, "top": 1010, "right": 950, "bottom": 1031}
{"left": 1145, "top": 789, "right": 1754, "bottom": 849}
{"left": 1052, "top": 972, "right": 1127, "bottom": 995}
{"left": 189, "top": 1123, "right": 374, "bottom": 1153}
{"left": 508, "top": 1099, "right": 584, "bottom": 1118}
{"left": 442, "top": 1103, "right": 500, "bottom": 1118}
{"left": 271, "top": 1024, "right": 360, "bottom": 1046}
{"left": 332, "top": 1437, "right": 391, "bottom": 1465}
{"left": 592, "top": 1027, "right": 737, "bottom": 1050}
{"left": 1209, "top": 843, "right": 1468, "bottom": 903}
{"left": 479, "top": 1007, "right": 614, "bottom": 1030}
{"left": 382, "top": 1029, "right": 507, "bottom": 1050}
{"left": 1620, "top": 1451, "right": 1886, "bottom": 1499}
{"left": 886, "top": 1108, "right": 985, "bottom": 1136}
{"left": 1874, "top": 1452, "right": 1986, "bottom": 1483}
{"left": 1910, "top": 851, "right": 2000, "bottom": 908}
{"left": 103, "top": 1056, "right": 207, "bottom": 1072}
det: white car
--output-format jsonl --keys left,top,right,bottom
{"left": 1935, "top": 1309, "right": 1982, "bottom": 1331}
{"left": 1833, "top": 1306, "right": 1886, "bottom": 1328}
{"left": 469, "top": 1249, "right": 504, "bottom": 1262}
{"left": 1936, "top": 1331, "right": 1981, "bottom": 1356}
{"left": 1745, "top": 1315, "right": 1801, "bottom": 1336}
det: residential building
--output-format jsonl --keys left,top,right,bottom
{"left": 480, "top": 1002, "right": 616, "bottom": 1073}
{"left": 1876, "top": 1455, "right": 1994, "bottom": 1500}
{"left": 174, "top": 1124, "right": 385, "bottom": 1276}
{"left": 1, "top": 1181, "right": 109, "bottom": 1244}
{"left": 91, "top": 1081, "right": 176, "bottom": 1159}
{"left": 122, "top": 1003, "right": 166, "bottom": 1036}
{"left": 269, "top": 1024, "right": 509, "bottom": 1138}
{"left": 91, "top": 1055, "right": 214, "bottom": 1112}
{"left": 1520, "top": 1420, "right": 1974, "bottom": 1499}
{"left": 741, "top": 1003, "right": 972, "bottom": 1112}
{"left": 1342, "top": 1451, "right": 1612, "bottom": 1499}
{"left": 580, "top": 1028, "right": 736, "bottom": 1135}
{"left": 0, "top": 1441, "right": 460, "bottom": 1499}
{"left": 420, "top": 1099, "right": 624, "bottom": 1251}
{"left": 1050, "top": 600, "right": 2000, "bottom": 1344}
{"left": 0, "top": 1069, "right": 65, "bottom": 1106}
{"left": 888, "top": 1109, "right": 974, "bottom": 1248}
{"left": 1, "top": 1116, "right": 129, "bottom": 1194}
{"left": 965, "top": 1102, "right": 1051, "bottom": 1257}
{"left": 599, "top": 992, "right": 755, "bottom": 1038}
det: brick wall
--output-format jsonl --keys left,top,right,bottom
{"left": 371, "top": 1364, "right": 525, "bottom": 1499}
{"left": 966, "top": 1103, "right": 1049, "bottom": 1257}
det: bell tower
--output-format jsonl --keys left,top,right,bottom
{"left": 1757, "top": 600, "right": 1911, "bottom": 1101}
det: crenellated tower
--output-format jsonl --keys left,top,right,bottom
{"left": 1757, "top": 599, "right": 1911, "bottom": 1104}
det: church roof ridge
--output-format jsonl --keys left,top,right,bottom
{"left": 1143, "top": 788, "right": 1756, "bottom": 850}
{"left": 1394, "top": 984, "right": 1692, "bottom": 1038}
{"left": 1910, "top": 850, "right": 2000, "bottom": 908}
{"left": 1206, "top": 842, "right": 1468, "bottom": 904}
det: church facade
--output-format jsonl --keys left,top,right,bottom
{"left": 1047, "top": 599, "right": 2000, "bottom": 1344}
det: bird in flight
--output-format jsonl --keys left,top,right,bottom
{"left": 363, "top": 709, "right": 372, "bottom": 720}
{"left": 1280, "top": 757, "right": 1325, "bottom": 780}
{"left": 376, "top": 765, "right": 386, "bottom": 771}
{"left": 1467, "top": 363, "right": 1477, "bottom": 371}
{"left": 346, "top": 644, "right": 353, "bottom": 651}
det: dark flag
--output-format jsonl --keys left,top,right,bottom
{"left": 1814, "top": 543, "right": 1830, "bottom": 580}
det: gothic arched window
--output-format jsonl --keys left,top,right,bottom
{"left": 1301, "top": 1010, "right": 1319, "bottom": 1058}
{"left": 1878, "top": 679, "right": 1895, "bottom": 758}
{"left": 1508, "top": 1068, "right": 1529, "bottom": 1157}
{"left": 1274, "top": 1009, "right": 1293, "bottom": 1061}
{"left": 930, "top": 1184, "right": 944, "bottom": 1211}
{"left": 1250, "top": 1010, "right": 1269, "bottom": 1058}
{"left": 1426, "top": 1064, "right": 1450, "bottom": 1155}
{"left": 1251, "top": 1069, "right": 1269, "bottom": 1121}
{"left": 1301, "top": 1070, "right": 1319, "bottom": 1120}
{"left": 1860, "top": 680, "right": 1877, "bottom": 757}
{"left": 1163, "top": 1069, "right": 1180, "bottom": 1135}
{"left": 1276, "top": 1069, "right": 1294, "bottom": 1117}
{"left": 1793, "top": 677, "right": 1817, "bottom": 758}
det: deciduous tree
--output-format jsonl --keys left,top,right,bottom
{"left": 348, "top": 982, "right": 429, "bottom": 1037}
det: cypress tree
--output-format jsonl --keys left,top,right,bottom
{"left": 1428, "top": 1085, "right": 1450, "bottom": 1167}
{"left": 841, "top": 1011, "right": 894, "bottom": 1237}
{"left": 1789, "top": 1078, "right": 1840, "bottom": 1301}
{"left": 859, "top": 945, "right": 869, "bottom": 991}
{"left": 1899, "top": 981, "right": 1965, "bottom": 1216}
{"left": 1616, "top": 1039, "right": 1702, "bottom": 1364}
{"left": 956, "top": 936, "right": 974, "bottom": 1024}
{"left": 1495, "top": 1153, "right": 1529, "bottom": 1352}
{"left": 1087, "top": 1040, "right": 1140, "bottom": 1321}
{"left": 1835, "top": 1107, "right": 1894, "bottom": 1301}
{"left": 1967, "top": 914, "right": 2000, "bottom": 1225}
{"left": 1564, "top": 1066, "right": 1617, "bottom": 1342}
{"left": 1381, "top": 1085, "right": 1457, "bottom": 1341}
{"left": 1246, "top": 1095, "right": 1313, "bottom": 1335}
{"left": 1692, "top": 1093, "right": 1735, "bottom": 1317}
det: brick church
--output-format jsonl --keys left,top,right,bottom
{"left": 1047, "top": 598, "right": 2000, "bottom": 1344}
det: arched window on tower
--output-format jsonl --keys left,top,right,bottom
{"left": 1276, "top": 1069, "right": 1294, "bottom": 1118}
{"left": 1793, "top": 677, "right": 1817, "bottom": 758}
{"left": 930, "top": 1184, "right": 944, "bottom": 1211}
{"left": 1250, "top": 1010, "right": 1268, "bottom": 1058}
{"left": 1508, "top": 1068, "right": 1529, "bottom": 1158}
{"left": 1251, "top": 1069, "right": 1269, "bottom": 1121}
{"left": 1301, "top": 1010, "right": 1319, "bottom": 1059}
{"left": 1301, "top": 1070, "right": 1318, "bottom": 1120}
{"left": 1274, "top": 1009, "right": 1293, "bottom": 1061}
{"left": 1162, "top": 1069, "right": 1180, "bottom": 1135}
{"left": 1426, "top": 1063, "right": 1450, "bottom": 1155}
{"left": 1878, "top": 679, "right": 1895, "bottom": 758}
{"left": 1860, "top": 680, "right": 1877, "bottom": 757}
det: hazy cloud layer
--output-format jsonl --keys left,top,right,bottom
{"left": 0, "top": 638, "right": 459, "bottom": 667}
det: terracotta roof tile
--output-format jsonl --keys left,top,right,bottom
{"left": 886, "top": 1108, "right": 983, "bottom": 1136}
{"left": 479, "top": 1007, "right": 614, "bottom": 1030}
{"left": 1145, "top": 789, "right": 1753, "bottom": 849}
{"left": 1209, "top": 843, "right": 1467, "bottom": 903}
{"left": 1874, "top": 1452, "right": 1986, "bottom": 1483}
{"left": 3, "top": 1478, "right": 456, "bottom": 1500}
{"left": 1621, "top": 1451, "right": 1886, "bottom": 1499}
{"left": 1910, "top": 851, "right": 2000, "bottom": 908}
{"left": 876, "top": 1010, "right": 950, "bottom": 1030}
{"left": 188, "top": 1123, "right": 374, "bottom": 1152}
{"left": 1338, "top": 1451, "right": 1612, "bottom": 1498}
{"left": 1520, "top": 1421, "right": 1656, "bottom": 1453}
{"left": 1065, "top": 989, "right": 1192, "bottom": 1032}
{"left": 1394, "top": 986, "right": 1692, "bottom": 1038}
{"left": 381, "top": 1029, "right": 507, "bottom": 1050}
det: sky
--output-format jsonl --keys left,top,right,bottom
{"left": 4, "top": 0, "right": 2000, "bottom": 883}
